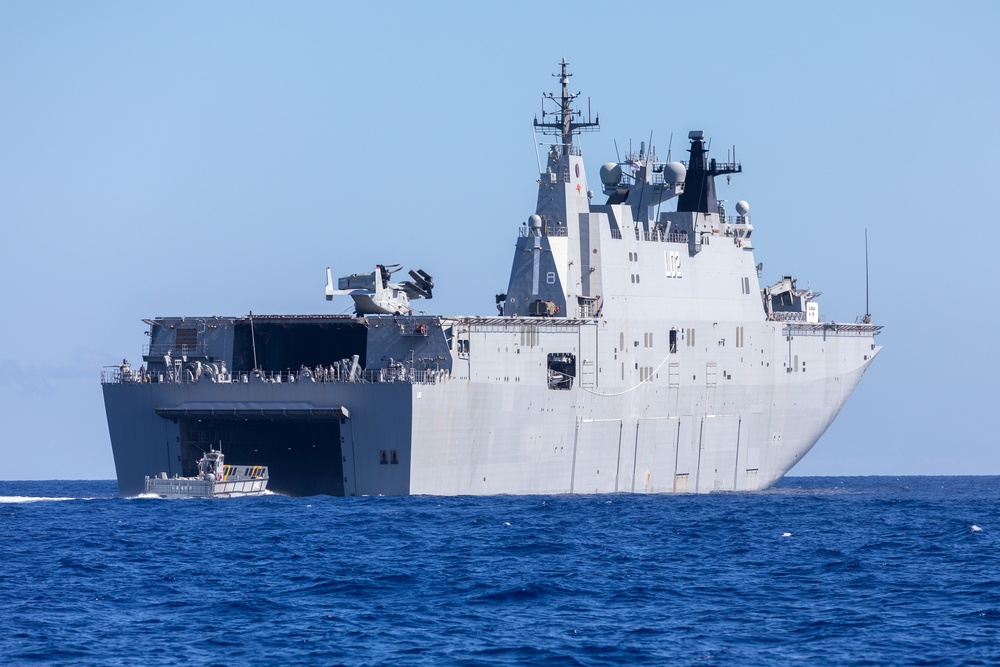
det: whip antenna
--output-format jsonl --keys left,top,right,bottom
{"left": 864, "top": 229, "right": 871, "bottom": 323}
{"left": 249, "top": 310, "right": 258, "bottom": 370}
{"left": 531, "top": 120, "right": 541, "bottom": 174}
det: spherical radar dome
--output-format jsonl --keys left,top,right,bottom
{"left": 662, "top": 162, "right": 686, "bottom": 184}
{"left": 528, "top": 214, "right": 543, "bottom": 230}
{"left": 599, "top": 162, "right": 622, "bottom": 186}
{"left": 735, "top": 200, "right": 750, "bottom": 216}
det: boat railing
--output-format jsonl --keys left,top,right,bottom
{"left": 611, "top": 227, "right": 687, "bottom": 243}
{"left": 103, "top": 366, "right": 451, "bottom": 386}
{"left": 518, "top": 223, "right": 569, "bottom": 238}
{"left": 639, "top": 228, "right": 682, "bottom": 243}
{"left": 102, "top": 368, "right": 132, "bottom": 384}
{"left": 767, "top": 311, "right": 807, "bottom": 322}
{"left": 144, "top": 342, "right": 208, "bottom": 358}
{"left": 648, "top": 171, "right": 683, "bottom": 187}
{"left": 220, "top": 464, "right": 268, "bottom": 480}
{"left": 783, "top": 322, "right": 884, "bottom": 337}
{"left": 227, "top": 368, "right": 451, "bottom": 385}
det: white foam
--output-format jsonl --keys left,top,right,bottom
{"left": 0, "top": 496, "right": 76, "bottom": 503}
{"left": 132, "top": 489, "right": 276, "bottom": 500}
{"left": 781, "top": 532, "right": 792, "bottom": 537}
{"left": 971, "top": 525, "right": 983, "bottom": 532}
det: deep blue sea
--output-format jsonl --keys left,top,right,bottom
{"left": 1, "top": 477, "right": 998, "bottom": 666}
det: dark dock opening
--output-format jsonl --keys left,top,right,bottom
{"left": 179, "top": 419, "right": 345, "bottom": 496}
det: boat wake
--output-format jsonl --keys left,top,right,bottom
{"left": 133, "top": 489, "right": 276, "bottom": 499}
{"left": 0, "top": 496, "right": 80, "bottom": 503}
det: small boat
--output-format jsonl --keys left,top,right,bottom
{"left": 144, "top": 447, "right": 268, "bottom": 498}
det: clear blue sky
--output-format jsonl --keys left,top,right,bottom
{"left": 1, "top": 1, "right": 997, "bottom": 480}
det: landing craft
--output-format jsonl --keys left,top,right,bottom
{"left": 102, "top": 60, "right": 881, "bottom": 496}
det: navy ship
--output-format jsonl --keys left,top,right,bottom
{"left": 102, "top": 61, "right": 881, "bottom": 497}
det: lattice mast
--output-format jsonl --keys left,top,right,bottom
{"left": 533, "top": 58, "right": 599, "bottom": 149}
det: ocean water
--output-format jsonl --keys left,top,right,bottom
{"left": 1, "top": 477, "right": 998, "bottom": 666}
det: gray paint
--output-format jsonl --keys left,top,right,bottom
{"left": 102, "top": 63, "right": 881, "bottom": 496}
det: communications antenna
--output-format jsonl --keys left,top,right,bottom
{"left": 864, "top": 229, "right": 871, "bottom": 323}
{"left": 533, "top": 58, "right": 599, "bottom": 149}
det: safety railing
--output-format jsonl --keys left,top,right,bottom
{"left": 608, "top": 226, "right": 687, "bottom": 243}
{"left": 783, "top": 322, "right": 884, "bottom": 337}
{"left": 767, "top": 311, "right": 807, "bottom": 322}
{"left": 518, "top": 224, "right": 569, "bottom": 238}
{"left": 103, "top": 366, "right": 451, "bottom": 386}
{"left": 143, "top": 342, "right": 208, "bottom": 357}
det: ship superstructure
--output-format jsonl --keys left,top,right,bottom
{"left": 102, "top": 61, "right": 881, "bottom": 497}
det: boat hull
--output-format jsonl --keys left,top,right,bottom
{"left": 144, "top": 476, "right": 268, "bottom": 498}
{"left": 104, "top": 321, "right": 879, "bottom": 497}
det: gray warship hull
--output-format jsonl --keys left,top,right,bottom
{"left": 104, "top": 312, "right": 877, "bottom": 497}
{"left": 102, "top": 62, "right": 881, "bottom": 497}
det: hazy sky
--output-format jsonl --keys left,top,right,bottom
{"left": 1, "top": 1, "right": 997, "bottom": 480}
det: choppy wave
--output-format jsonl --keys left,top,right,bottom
{"left": 0, "top": 476, "right": 997, "bottom": 666}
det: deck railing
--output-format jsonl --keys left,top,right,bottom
{"left": 767, "top": 311, "right": 807, "bottom": 322}
{"left": 102, "top": 366, "right": 451, "bottom": 386}
{"left": 783, "top": 322, "right": 883, "bottom": 337}
{"left": 143, "top": 342, "right": 208, "bottom": 357}
{"left": 607, "top": 226, "right": 687, "bottom": 243}
{"left": 519, "top": 224, "right": 569, "bottom": 238}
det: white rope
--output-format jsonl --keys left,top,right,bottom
{"left": 578, "top": 350, "right": 673, "bottom": 397}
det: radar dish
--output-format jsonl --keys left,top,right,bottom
{"left": 599, "top": 162, "right": 622, "bottom": 186}
{"left": 662, "top": 162, "right": 686, "bottom": 184}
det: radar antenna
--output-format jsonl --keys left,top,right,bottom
{"left": 533, "top": 58, "right": 599, "bottom": 149}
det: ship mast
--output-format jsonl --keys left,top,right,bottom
{"left": 676, "top": 131, "right": 741, "bottom": 214}
{"left": 533, "top": 58, "right": 599, "bottom": 150}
